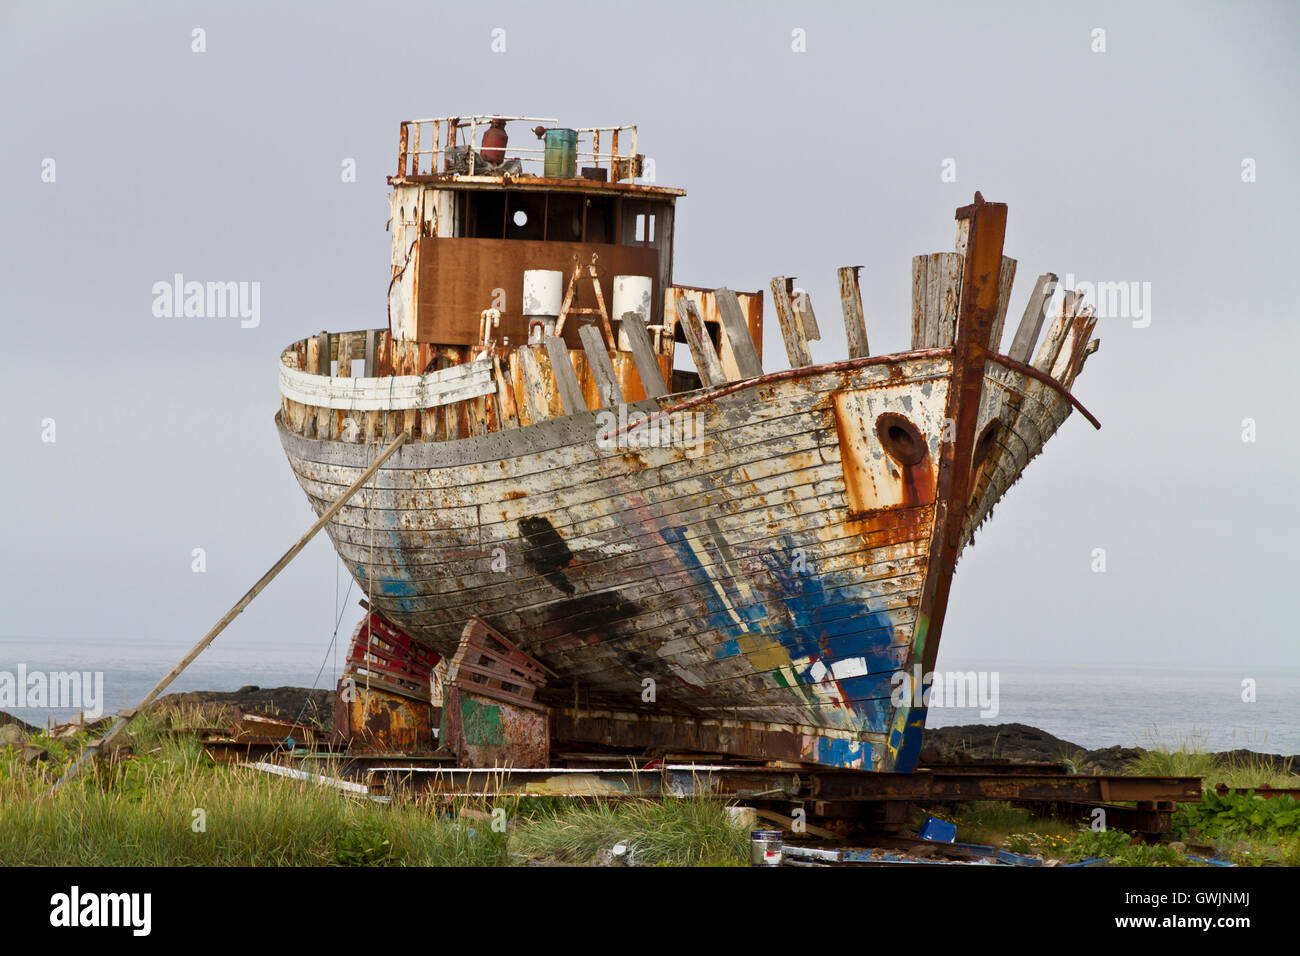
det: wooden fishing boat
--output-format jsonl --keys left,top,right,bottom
{"left": 274, "top": 115, "right": 1101, "bottom": 770}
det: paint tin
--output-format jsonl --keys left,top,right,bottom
{"left": 750, "top": 829, "right": 784, "bottom": 867}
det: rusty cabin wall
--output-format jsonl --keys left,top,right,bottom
{"left": 414, "top": 237, "right": 660, "bottom": 347}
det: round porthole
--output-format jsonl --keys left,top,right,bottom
{"left": 875, "top": 413, "right": 927, "bottom": 466}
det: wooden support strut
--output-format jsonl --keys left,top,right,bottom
{"left": 838, "top": 266, "right": 870, "bottom": 359}
{"left": 578, "top": 323, "right": 625, "bottom": 407}
{"left": 675, "top": 297, "right": 728, "bottom": 387}
{"left": 619, "top": 310, "right": 669, "bottom": 398}
{"left": 50, "top": 432, "right": 411, "bottom": 792}
{"left": 714, "top": 288, "right": 764, "bottom": 380}
{"left": 770, "top": 276, "right": 812, "bottom": 368}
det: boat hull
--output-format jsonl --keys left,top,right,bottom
{"left": 277, "top": 352, "right": 1074, "bottom": 770}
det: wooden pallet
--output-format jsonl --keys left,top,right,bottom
{"left": 447, "top": 617, "right": 549, "bottom": 710}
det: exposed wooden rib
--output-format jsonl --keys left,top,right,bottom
{"left": 1054, "top": 305, "right": 1098, "bottom": 386}
{"left": 1069, "top": 338, "right": 1101, "bottom": 385}
{"left": 1033, "top": 290, "right": 1083, "bottom": 376}
{"left": 578, "top": 324, "right": 625, "bottom": 407}
{"left": 620, "top": 311, "right": 669, "bottom": 398}
{"left": 769, "top": 276, "right": 812, "bottom": 368}
{"left": 837, "top": 266, "right": 870, "bottom": 358}
{"left": 337, "top": 332, "right": 352, "bottom": 377}
{"left": 364, "top": 330, "right": 379, "bottom": 377}
{"left": 491, "top": 354, "right": 518, "bottom": 429}
{"left": 989, "top": 256, "right": 1017, "bottom": 352}
{"left": 713, "top": 288, "right": 764, "bottom": 380}
{"left": 1006, "top": 272, "right": 1057, "bottom": 363}
{"left": 517, "top": 346, "right": 552, "bottom": 423}
{"left": 911, "top": 253, "right": 963, "bottom": 349}
{"left": 543, "top": 335, "right": 587, "bottom": 415}
{"left": 315, "top": 332, "right": 331, "bottom": 374}
{"left": 675, "top": 297, "right": 728, "bottom": 387}
{"left": 791, "top": 285, "right": 821, "bottom": 341}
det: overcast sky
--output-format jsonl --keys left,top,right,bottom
{"left": 2, "top": 0, "right": 1296, "bottom": 680}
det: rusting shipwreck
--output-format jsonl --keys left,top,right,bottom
{"left": 275, "top": 115, "right": 1101, "bottom": 772}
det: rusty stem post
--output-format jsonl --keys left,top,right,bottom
{"left": 48, "top": 433, "right": 409, "bottom": 794}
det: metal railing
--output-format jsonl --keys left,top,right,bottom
{"left": 396, "top": 115, "right": 641, "bottom": 181}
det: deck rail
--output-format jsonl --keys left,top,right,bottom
{"left": 396, "top": 115, "right": 641, "bottom": 181}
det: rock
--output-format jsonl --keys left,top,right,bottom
{"left": 21, "top": 744, "right": 47, "bottom": 765}
{"left": 0, "top": 724, "right": 24, "bottom": 748}
{"left": 237, "top": 685, "right": 261, "bottom": 694}
{"left": 1169, "top": 841, "right": 1187, "bottom": 854}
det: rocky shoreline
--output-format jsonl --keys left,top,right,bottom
{"left": 3, "top": 689, "right": 1298, "bottom": 773}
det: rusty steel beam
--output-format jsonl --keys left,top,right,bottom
{"left": 354, "top": 761, "right": 1203, "bottom": 806}
{"left": 915, "top": 192, "right": 1008, "bottom": 675}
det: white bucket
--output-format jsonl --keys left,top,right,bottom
{"left": 523, "top": 269, "right": 564, "bottom": 317}
{"left": 612, "top": 275, "right": 653, "bottom": 351}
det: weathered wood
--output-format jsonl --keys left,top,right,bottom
{"left": 364, "top": 330, "right": 379, "bottom": 377}
{"left": 578, "top": 324, "right": 625, "bottom": 407}
{"left": 337, "top": 332, "right": 353, "bottom": 377}
{"left": 911, "top": 252, "right": 963, "bottom": 348}
{"left": 279, "top": 358, "right": 494, "bottom": 411}
{"left": 1033, "top": 290, "right": 1083, "bottom": 375}
{"left": 791, "top": 286, "right": 821, "bottom": 341}
{"left": 52, "top": 432, "right": 410, "bottom": 792}
{"left": 837, "top": 266, "right": 870, "bottom": 359}
{"left": 544, "top": 336, "right": 588, "bottom": 415}
{"left": 769, "top": 276, "right": 812, "bottom": 368}
{"left": 619, "top": 311, "right": 669, "bottom": 398}
{"left": 1006, "top": 273, "right": 1057, "bottom": 363}
{"left": 517, "top": 346, "right": 553, "bottom": 423}
{"left": 989, "top": 256, "right": 1017, "bottom": 352}
{"left": 492, "top": 354, "right": 519, "bottom": 429}
{"left": 306, "top": 335, "right": 323, "bottom": 376}
{"left": 713, "top": 288, "right": 764, "bottom": 379}
{"left": 675, "top": 297, "right": 728, "bottom": 387}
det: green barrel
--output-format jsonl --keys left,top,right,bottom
{"left": 543, "top": 128, "right": 577, "bottom": 178}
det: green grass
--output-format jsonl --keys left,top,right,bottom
{"left": 0, "top": 713, "right": 749, "bottom": 866}
{"left": 509, "top": 798, "right": 750, "bottom": 866}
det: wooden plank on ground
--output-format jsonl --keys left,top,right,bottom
{"left": 713, "top": 288, "right": 763, "bottom": 379}
{"left": 838, "top": 266, "right": 870, "bottom": 358}
{"left": 675, "top": 297, "right": 728, "bottom": 387}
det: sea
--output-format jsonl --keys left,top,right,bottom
{"left": 1, "top": 637, "right": 1296, "bottom": 756}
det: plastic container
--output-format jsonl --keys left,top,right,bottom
{"left": 543, "top": 128, "right": 578, "bottom": 179}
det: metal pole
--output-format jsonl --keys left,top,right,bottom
{"left": 49, "top": 432, "right": 409, "bottom": 792}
